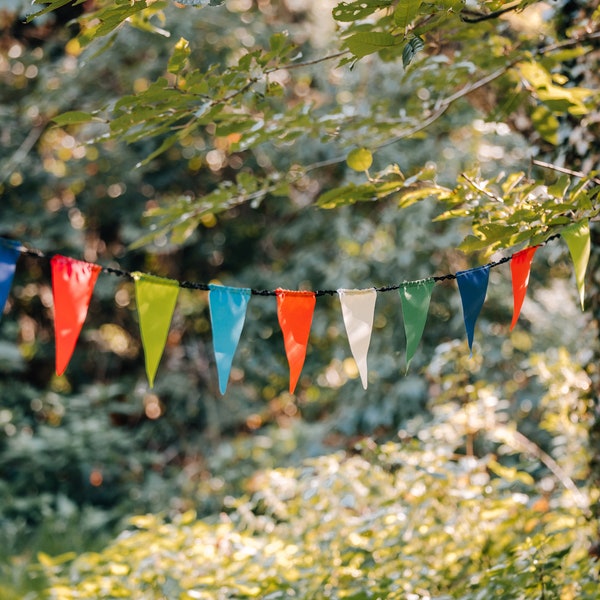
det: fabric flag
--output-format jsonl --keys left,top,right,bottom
{"left": 208, "top": 284, "right": 251, "bottom": 395}
{"left": 338, "top": 288, "right": 377, "bottom": 389}
{"left": 398, "top": 278, "right": 435, "bottom": 371}
{"left": 510, "top": 246, "right": 538, "bottom": 330}
{"left": 133, "top": 272, "right": 179, "bottom": 388}
{"left": 51, "top": 255, "right": 101, "bottom": 376}
{"left": 456, "top": 266, "right": 490, "bottom": 354}
{"left": 0, "top": 238, "right": 21, "bottom": 317}
{"left": 276, "top": 289, "right": 316, "bottom": 394}
{"left": 561, "top": 220, "right": 590, "bottom": 310}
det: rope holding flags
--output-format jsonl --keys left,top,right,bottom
{"left": 0, "top": 221, "right": 592, "bottom": 392}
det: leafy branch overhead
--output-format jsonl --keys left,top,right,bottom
{"left": 36, "top": 0, "right": 600, "bottom": 251}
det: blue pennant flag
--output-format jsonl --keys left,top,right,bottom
{"left": 208, "top": 285, "right": 251, "bottom": 394}
{"left": 0, "top": 239, "right": 21, "bottom": 318}
{"left": 456, "top": 266, "right": 490, "bottom": 354}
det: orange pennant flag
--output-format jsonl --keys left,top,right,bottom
{"left": 51, "top": 255, "right": 101, "bottom": 376}
{"left": 510, "top": 246, "right": 538, "bottom": 330}
{"left": 276, "top": 289, "right": 316, "bottom": 394}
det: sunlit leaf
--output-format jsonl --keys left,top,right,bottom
{"left": 332, "top": 0, "right": 393, "bottom": 22}
{"left": 346, "top": 32, "right": 400, "bottom": 58}
{"left": 394, "top": 0, "right": 422, "bottom": 30}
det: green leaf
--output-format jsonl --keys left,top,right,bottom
{"left": 27, "top": 0, "right": 85, "bottom": 22}
{"left": 332, "top": 1, "right": 393, "bottom": 23}
{"left": 215, "top": 117, "right": 257, "bottom": 136}
{"left": 347, "top": 148, "right": 373, "bottom": 172}
{"left": 458, "top": 234, "right": 493, "bottom": 253}
{"left": 548, "top": 175, "right": 570, "bottom": 199}
{"left": 530, "top": 105, "right": 559, "bottom": 145}
{"left": 397, "top": 184, "right": 449, "bottom": 208}
{"left": 51, "top": 111, "right": 97, "bottom": 126}
{"left": 269, "top": 32, "right": 287, "bottom": 55}
{"left": 167, "top": 37, "right": 191, "bottom": 74}
{"left": 402, "top": 36, "right": 424, "bottom": 68}
{"left": 394, "top": 0, "right": 422, "bottom": 30}
{"left": 346, "top": 32, "right": 399, "bottom": 58}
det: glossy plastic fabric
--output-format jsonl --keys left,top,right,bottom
{"left": 133, "top": 272, "right": 179, "bottom": 388}
{"left": 0, "top": 239, "right": 20, "bottom": 317}
{"left": 456, "top": 266, "right": 490, "bottom": 354}
{"left": 338, "top": 288, "right": 377, "bottom": 389}
{"left": 561, "top": 220, "right": 590, "bottom": 310}
{"left": 510, "top": 246, "right": 538, "bottom": 330}
{"left": 398, "top": 278, "right": 434, "bottom": 371}
{"left": 51, "top": 255, "right": 101, "bottom": 376}
{"left": 276, "top": 289, "right": 316, "bottom": 394}
{"left": 209, "top": 284, "right": 251, "bottom": 395}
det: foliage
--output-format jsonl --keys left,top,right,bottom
{"left": 44, "top": 346, "right": 598, "bottom": 599}
{"left": 20, "top": 0, "right": 599, "bottom": 253}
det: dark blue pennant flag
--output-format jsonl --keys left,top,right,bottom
{"left": 456, "top": 265, "right": 490, "bottom": 354}
{"left": 0, "top": 239, "right": 21, "bottom": 318}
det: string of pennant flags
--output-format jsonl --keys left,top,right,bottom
{"left": 0, "top": 219, "right": 591, "bottom": 394}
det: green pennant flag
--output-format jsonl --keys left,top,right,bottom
{"left": 561, "top": 220, "right": 590, "bottom": 310}
{"left": 398, "top": 278, "right": 434, "bottom": 371}
{"left": 133, "top": 272, "right": 180, "bottom": 388}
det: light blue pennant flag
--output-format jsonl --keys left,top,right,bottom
{"left": 209, "top": 284, "right": 251, "bottom": 394}
{"left": 456, "top": 265, "right": 490, "bottom": 354}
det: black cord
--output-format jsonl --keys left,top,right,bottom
{"left": 4, "top": 234, "right": 561, "bottom": 297}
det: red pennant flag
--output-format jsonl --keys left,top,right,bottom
{"left": 510, "top": 246, "right": 538, "bottom": 330}
{"left": 276, "top": 289, "right": 316, "bottom": 394}
{"left": 51, "top": 255, "right": 101, "bottom": 375}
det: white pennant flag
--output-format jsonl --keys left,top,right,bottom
{"left": 338, "top": 288, "right": 377, "bottom": 389}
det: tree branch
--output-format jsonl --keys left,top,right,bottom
{"left": 460, "top": 1, "right": 522, "bottom": 24}
{"left": 532, "top": 158, "right": 600, "bottom": 186}
{"left": 0, "top": 124, "right": 45, "bottom": 186}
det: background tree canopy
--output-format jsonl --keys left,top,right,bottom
{"left": 0, "top": 0, "right": 599, "bottom": 597}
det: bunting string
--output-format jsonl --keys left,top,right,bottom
{"left": 15, "top": 236, "right": 559, "bottom": 295}
{"left": 0, "top": 228, "right": 588, "bottom": 394}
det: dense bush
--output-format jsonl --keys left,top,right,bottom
{"left": 43, "top": 347, "right": 598, "bottom": 599}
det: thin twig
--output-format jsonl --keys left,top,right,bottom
{"left": 532, "top": 159, "right": 600, "bottom": 186}
{"left": 0, "top": 124, "right": 45, "bottom": 186}
{"left": 460, "top": 173, "right": 504, "bottom": 202}
{"left": 461, "top": 1, "right": 521, "bottom": 24}
{"left": 494, "top": 425, "right": 590, "bottom": 514}
{"left": 281, "top": 50, "right": 349, "bottom": 71}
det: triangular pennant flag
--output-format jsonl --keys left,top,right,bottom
{"left": 133, "top": 272, "right": 179, "bottom": 388}
{"left": 51, "top": 255, "right": 101, "bottom": 376}
{"left": 338, "top": 288, "right": 377, "bottom": 389}
{"left": 456, "top": 266, "right": 490, "bottom": 354}
{"left": 510, "top": 246, "right": 538, "bottom": 330}
{"left": 561, "top": 220, "right": 590, "bottom": 310}
{"left": 0, "top": 239, "right": 21, "bottom": 317}
{"left": 398, "top": 278, "right": 434, "bottom": 371}
{"left": 208, "top": 284, "right": 251, "bottom": 395}
{"left": 276, "top": 289, "right": 316, "bottom": 394}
